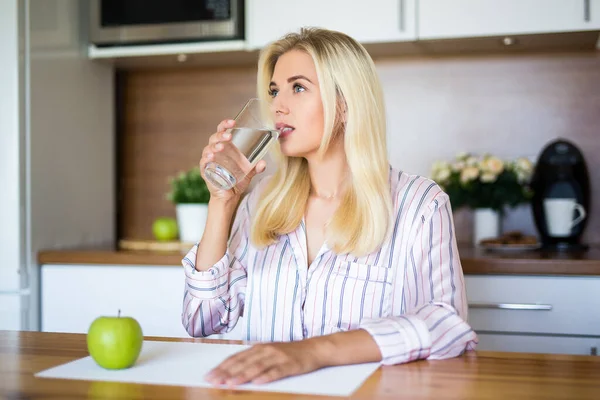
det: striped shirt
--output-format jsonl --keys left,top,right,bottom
{"left": 181, "top": 167, "right": 478, "bottom": 365}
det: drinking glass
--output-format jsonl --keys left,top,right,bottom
{"left": 204, "top": 98, "right": 279, "bottom": 190}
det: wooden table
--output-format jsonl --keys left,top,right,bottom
{"left": 1, "top": 331, "right": 599, "bottom": 399}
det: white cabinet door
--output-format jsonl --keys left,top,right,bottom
{"left": 465, "top": 275, "right": 600, "bottom": 337}
{"left": 247, "top": 0, "right": 416, "bottom": 50}
{"left": 592, "top": 0, "right": 600, "bottom": 27}
{"left": 418, "top": 0, "right": 600, "bottom": 40}
{"left": 0, "top": 294, "right": 21, "bottom": 330}
{"left": 464, "top": 275, "right": 600, "bottom": 356}
{"left": 41, "top": 264, "right": 190, "bottom": 338}
{"left": 477, "top": 333, "right": 600, "bottom": 356}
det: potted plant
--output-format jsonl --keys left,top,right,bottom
{"left": 430, "top": 153, "right": 534, "bottom": 245}
{"left": 167, "top": 167, "right": 211, "bottom": 243}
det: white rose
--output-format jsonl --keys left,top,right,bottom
{"left": 481, "top": 156, "right": 504, "bottom": 175}
{"left": 466, "top": 156, "right": 478, "bottom": 167}
{"left": 452, "top": 161, "right": 466, "bottom": 171}
{"left": 515, "top": 157, "right": 533, "bottom": 173}
{"left": 460, "top": 166, "right": 479, "bottom": 184}
{"left": 436, "top": 167, "right": 451, "bottom": 182}
{"left": 431, "top": 161, "right": 446, "bottom": 172}
{"left": 481, "top": 172, "right": 497, "bottom": 183}
{"left": 516, "top": 170, "right": 530, "bottom": 183}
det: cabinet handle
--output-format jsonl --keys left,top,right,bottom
{"left": 469, "top": 303, "right": 552, "bottom": 311}
{"left": 399, "top": 0, "right": 405, "bottom": 32}
{"left": 585, "top": 0, "right": 591, "bottom": 22}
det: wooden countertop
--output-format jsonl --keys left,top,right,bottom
{"left": 38, "top": 245, "right": 600, "bottom": 276}
{"left": 2, "top": 331, "right": 599, "bottom": 400}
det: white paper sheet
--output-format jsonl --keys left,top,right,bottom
{"left": 35, "top": 340, "right": 380, "bottom": 397}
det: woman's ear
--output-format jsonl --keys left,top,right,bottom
{"left": 334, "top": 93, "right": 348, "bottom": 133}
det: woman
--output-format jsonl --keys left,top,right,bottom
{"left": 182, "top": 27, "right": 478, "bottom": 386}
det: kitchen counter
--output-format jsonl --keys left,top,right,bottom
{"left": 2, "top": 330, "right": 599, "bottom": 400}
{"left": 38, "top": 245, "right": 600, "bottom": 275}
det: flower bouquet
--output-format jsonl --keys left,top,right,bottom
{"left": 431, "top": 153, "right": 534, "bottom": 213}
{"left": 431, "top": 153, "right": 535, "bottom": 245}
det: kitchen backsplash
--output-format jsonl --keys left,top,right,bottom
{"left": 118, "top": 51, "right": 600, "bottom": 245}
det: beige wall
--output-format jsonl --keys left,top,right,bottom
{"left": 376, "top": 52, "right": 599, "bottom": 244}
{"left": 120, "top": 50, "right": 600, "bottom": 245}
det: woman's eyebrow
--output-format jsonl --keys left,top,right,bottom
{"left": 286, "top": 75, "right": 313, "bottom": 84}
{"left": 269, "top": 75, "right": 314, "bottom": 87}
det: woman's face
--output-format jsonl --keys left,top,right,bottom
{"left": 269, "top": 50, "right": 325, "bottom": 158}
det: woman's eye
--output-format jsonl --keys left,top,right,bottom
{"left": 293, "top": 84, "right": 305, "bottom": 93}
{"left": 269, "top": 88, "right": 279, "bottom": 97}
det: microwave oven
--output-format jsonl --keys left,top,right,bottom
{"left": 89, "top": 0, "right": 244, "bottom": 46}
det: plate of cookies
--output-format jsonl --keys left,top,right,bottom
{"left": 479, "top": 231, "right": 541, "bottom": 252}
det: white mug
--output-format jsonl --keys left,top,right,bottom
{"left": 543, "top": 198, "right": 586, "bottom": 237}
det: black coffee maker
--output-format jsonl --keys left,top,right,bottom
{"left": 530, "top": 139, "right": 590, "bottom": 251}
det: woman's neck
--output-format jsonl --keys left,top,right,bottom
{"left": 305, "top": 140, "right": 349, "bottom": 200}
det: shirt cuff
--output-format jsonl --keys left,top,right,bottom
{"left": 360, "top": 315, "right": 432, "bottom": 365}
{"left": 182, "top": 244, "right": 231, "bottom": 300}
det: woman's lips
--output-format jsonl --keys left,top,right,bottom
{"left": 276, "top": 123, "right": 295, "bottom": 139}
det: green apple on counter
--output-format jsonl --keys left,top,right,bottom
{"left": 152, "top": 217, "right": 178, "bottom": 241}
{"left": 87, "top": 310, "right": 143, "bottom": 370}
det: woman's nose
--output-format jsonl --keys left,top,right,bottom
{"left": 271, "top": 96, "right": 289, "bottom": 116}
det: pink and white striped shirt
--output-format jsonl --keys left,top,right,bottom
{"left": 181, "top": 167, "right": 478, "bottom": 365}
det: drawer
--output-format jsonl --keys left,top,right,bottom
{"left": 465, "top": 275, "right": 600, "bottom": 336}
{"left": 476, "top": 333, "right": 600, "bottom": 356}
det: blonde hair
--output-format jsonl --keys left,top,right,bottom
{"left": 251, "top": 27, "right": 392, "bottom": 257}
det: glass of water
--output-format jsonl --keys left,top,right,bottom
{"left": 204, "top": 98, "right": 279, "bottom": 190}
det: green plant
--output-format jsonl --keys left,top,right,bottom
{"left": 430, "top": 153, "right": 534, "bottom": 213}
{"left": 166, "top": 167, "right": 210, "bottom": 204}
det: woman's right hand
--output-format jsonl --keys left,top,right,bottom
{"left": 200, "top": 119, "right": 267, "bottom": 203}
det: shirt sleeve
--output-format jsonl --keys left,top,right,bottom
{"left": 181, "top": 194, "right": 252, "bottom": 338}
{"left": 360, "top": 193, "right": 478, "bottom": 365}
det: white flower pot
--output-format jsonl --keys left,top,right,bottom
{"left": 176, "top": 204, "right": 209, "bottom": 243}
{"left": 473, "top": 208, "right": 501, "bottom": 246}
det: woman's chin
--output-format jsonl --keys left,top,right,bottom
{"left": 280, "top": 142, "right": 309, "bottom": 158}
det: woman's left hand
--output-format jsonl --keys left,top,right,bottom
{"left": 204, "top": 340, "right": 325, "bottom": 386}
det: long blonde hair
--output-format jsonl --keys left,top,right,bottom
{"left": 251, "top": 27, "right": 392, "bottom": 257}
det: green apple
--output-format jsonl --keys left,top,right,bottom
{"left": 152, "top": 217, "right": 178, "bottom": 242}
{"left": 87, "top": 310, "right": 143, "bottom": 370}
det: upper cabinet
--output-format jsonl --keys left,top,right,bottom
{"left": 418, "top": 0, "right": 600, "bottom": 40}
{"left": 87, "top": 0, "right": 600, "bottom": 63}
{"left": 246, "top": 0, "right": 416, "bottom": 50}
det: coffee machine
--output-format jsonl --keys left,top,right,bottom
{"left": 530, "top": 139, "right": 590, "bottom": 251}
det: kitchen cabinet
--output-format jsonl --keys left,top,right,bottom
{"left": 418, "top": 0, "right": 600, "bottom": 40}
{"left": 42, "top": 264, "right": 600, "bottom": 355}
{"left": 246, "top": 0, "right": 416, "bottom": 50}
{"left": 40, "top": 264, "right": 245, "bottom": 340}
{"left": 465, "top": 275, "right": 600, "bottom": 356}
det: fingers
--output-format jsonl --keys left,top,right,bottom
{"left": 255, "top": 160, "right": 267, "bottom": 174}
{"left": 201, "top": 119, "right": 235, "bottom": 170}
{"left": 252, "top": 367, "right": 287, "bottom": 384}
{"left": 213, "top": 119, "right": 236, "bottom": 138}
{"left": 208, "top": 130, "right": 231, "bottom": 146}
{"left": 244, "top": 160, "right": 267, "bottom": 182}
{"left": 225, "top": 356, "right": 272, "bottom": 385}
{"left": 205, "top": 348, "right": 273, "bottom": 385}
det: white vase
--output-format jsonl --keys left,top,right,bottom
{"left": 175, "top": 204, "right": 209, "bottom": 243}
{"left": 473, "top": 208, "right": 501, "bottom": 246}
